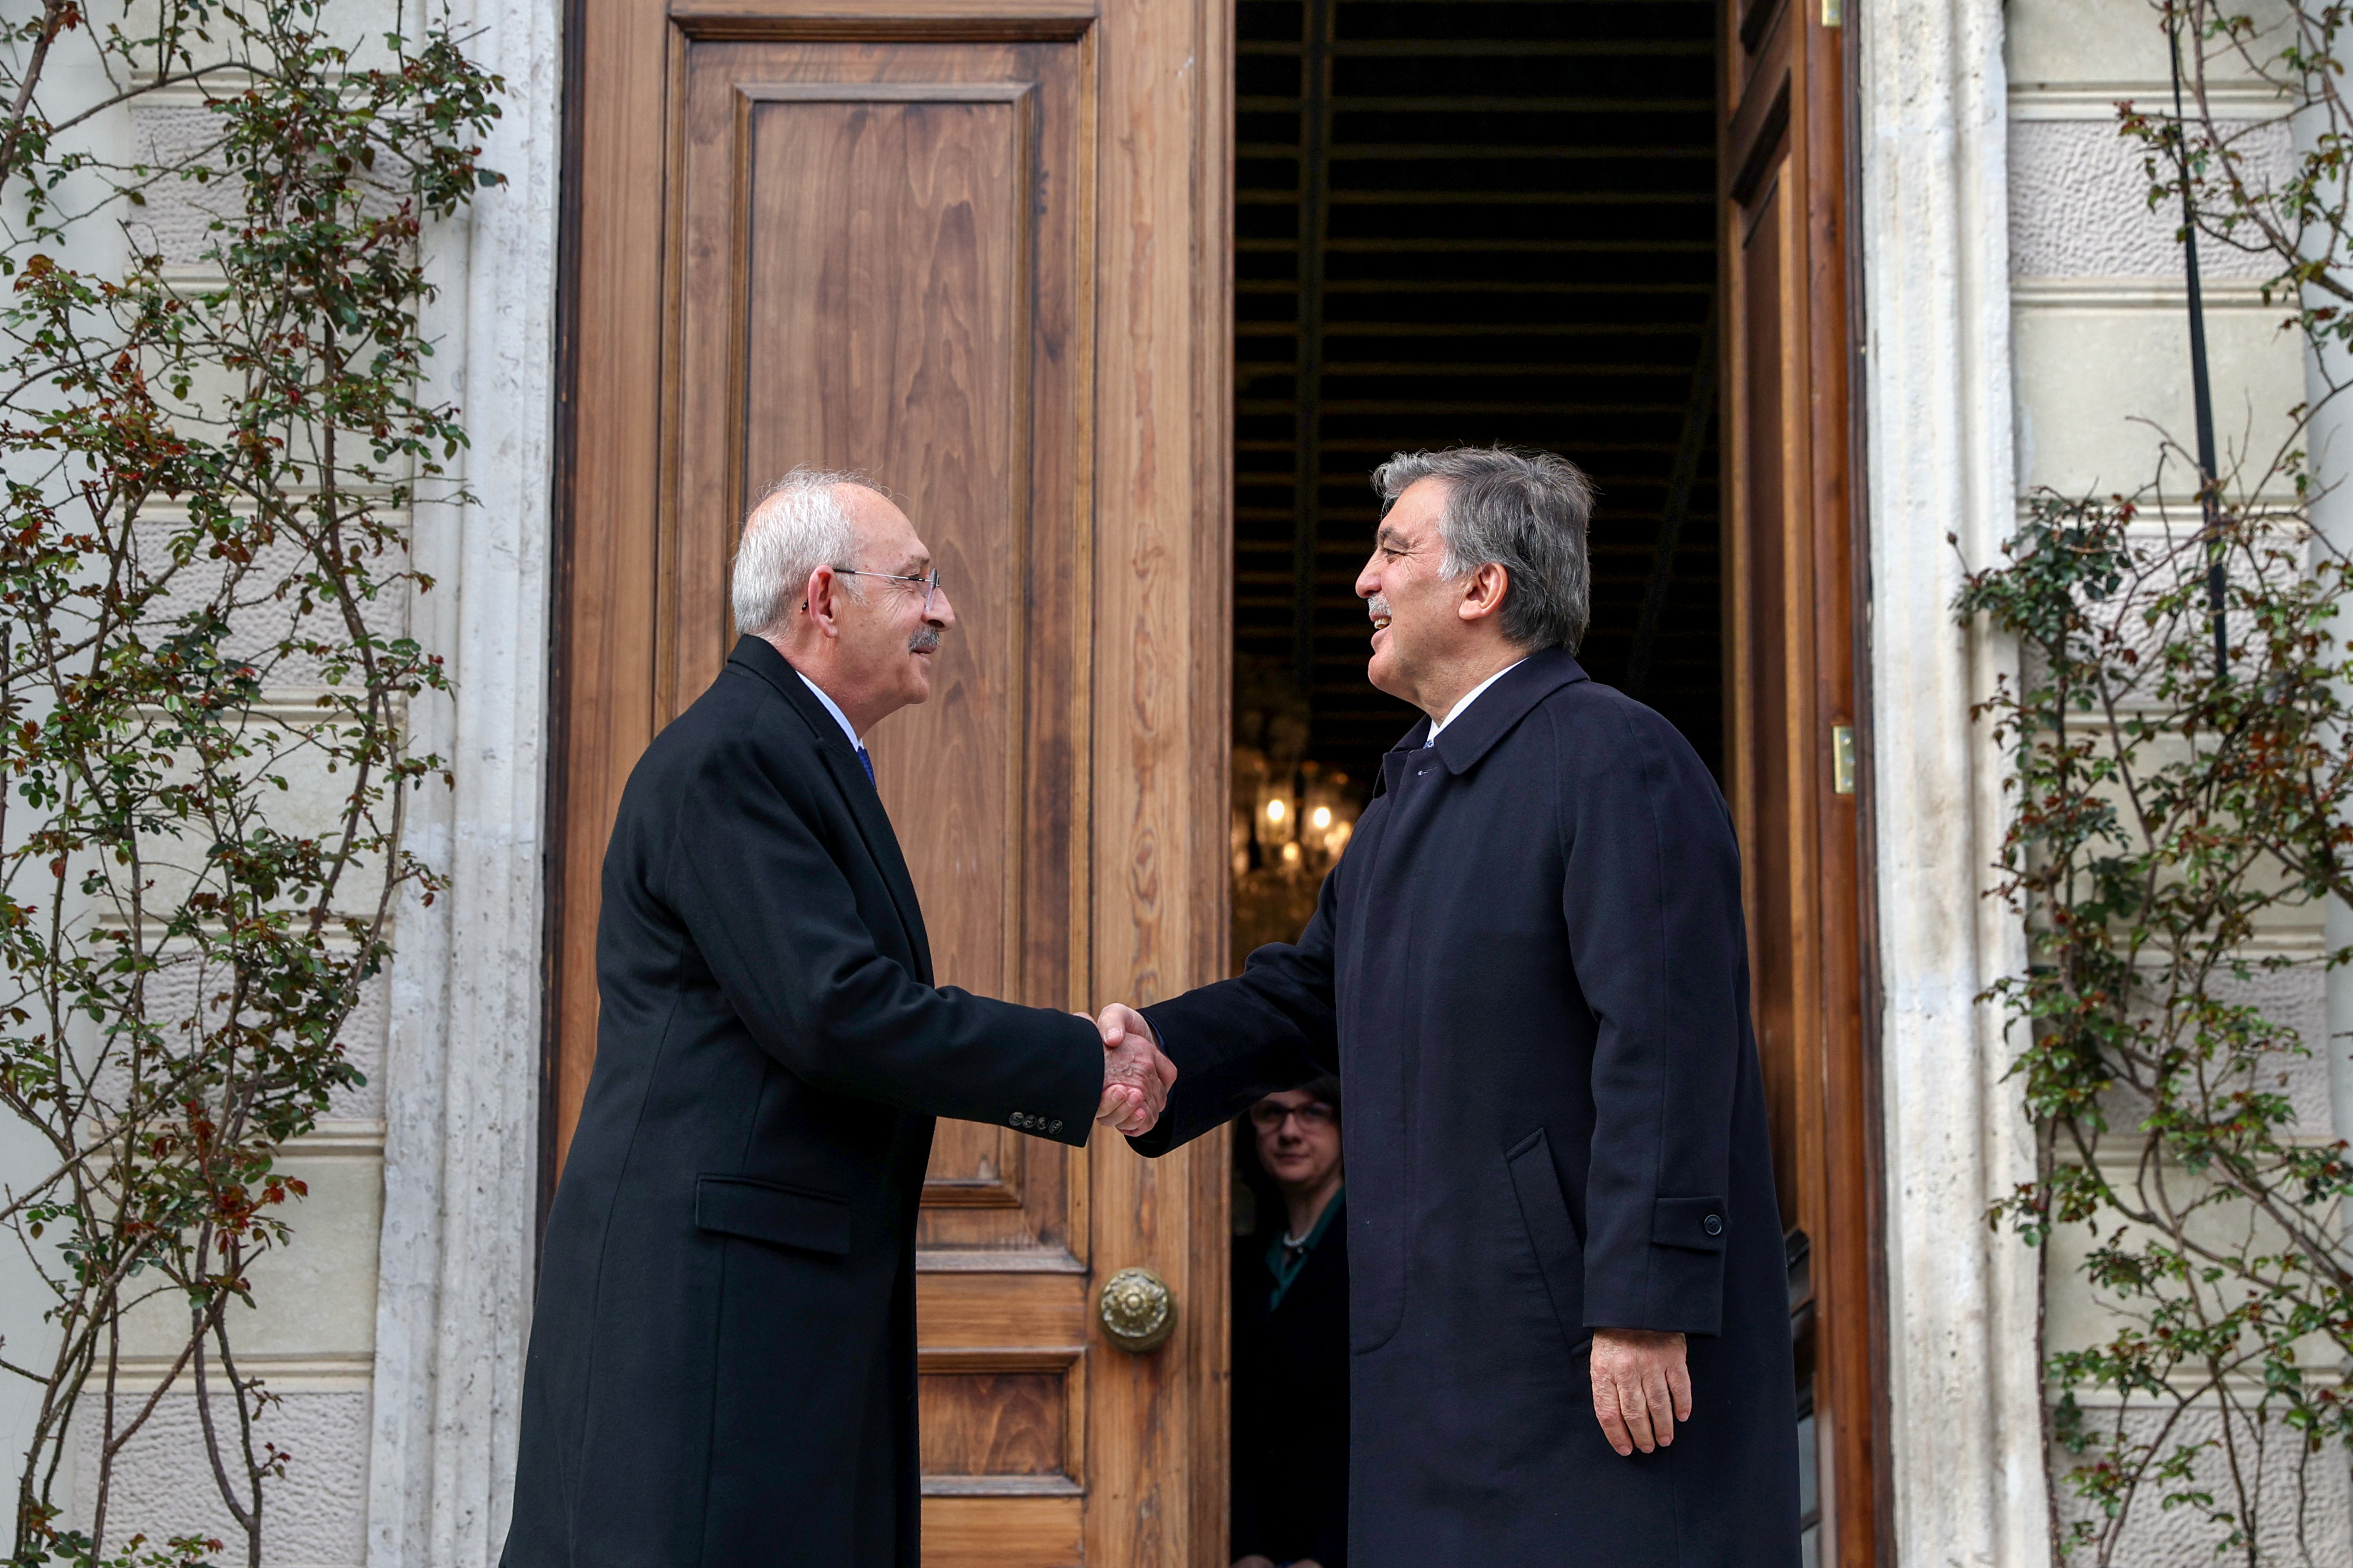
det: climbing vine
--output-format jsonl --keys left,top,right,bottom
{"left": 1967, "top": 491, "right": 2353, "bottom": 1563}
{"left": 0, "top": 0, "right": 499, "bottom": 1562}
{"left": 1960, "top": 2, "right": 2353, "bottom": 1560}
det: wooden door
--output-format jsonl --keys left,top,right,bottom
{"left": 551, "top": 2, "right": 1233, "bottom": 1565}
{"left": 1720, "top": 0, "right": 1886, "bottom": 1563}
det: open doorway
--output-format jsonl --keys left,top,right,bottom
{"left": 1227, "top": 0, "right": 1726, "bottom": 942}
{"left": 1220, "top": 3, "right": 1830, "bottom": 1565}
{"left": 1229, "top": 0, "right": 1722, "bottom": 793}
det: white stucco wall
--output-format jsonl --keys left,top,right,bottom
{"left": 9, "top": 0, "right": 560, "bottom": 1559}
{"left": 0, "top": 44, "right": 409, "bottom": 1563}
{"left": 1998, "top": 0, "right": 2345, "bottom": 1561}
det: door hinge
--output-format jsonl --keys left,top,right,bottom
{"left": 1831, "top": 724, "right": 1857, "bottom": 795}
{"left": 1823, "top": 0, "right": 1842, "bottom": 24}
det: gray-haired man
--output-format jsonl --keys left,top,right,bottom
{"left": 503, "top": 469, "right": 1175, "bottom": 1568}
{"left": 1102, "top": 447, "right": 1801, "bottom": 1565}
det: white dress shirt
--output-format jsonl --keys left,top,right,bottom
{"left": 798, "top": 672, "right": 864, "bottom": 753}
{"left": 1424, "top": 658, "right": 1527, "bottom": 746}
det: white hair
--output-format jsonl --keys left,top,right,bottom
{"left": 730, "top": 467, "right": 878, "bottom": 637}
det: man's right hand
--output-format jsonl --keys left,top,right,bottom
{"left": 1589, "top": 1327, "right": 1692, "bottom": 1456}
{"left": 1092, "top": 1003, "right": 1176, "bottom": 1135}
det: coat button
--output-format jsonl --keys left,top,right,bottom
{"left": 1703, "top": 1214, "right": 1724, "bottom": 1236}
{"left": 1010, "top": 1112, "right": 1027, "bottom": 1128}
{"left": 1049, "top": 1119, "right": 1063, "bottom": 1133}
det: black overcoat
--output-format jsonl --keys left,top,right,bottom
{"left": 1231, "top": 1195, "right": 1349, "bottom": 1567}
{"left": 1133, "top": 650, "right": 1800, "bottom": 1566}
{"left": 501, "top": 636, "right": 1104, "bottom": 1568}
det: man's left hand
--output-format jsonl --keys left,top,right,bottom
{"left": 1589, "top": 1328, "right": 1691, "bottom": 1457}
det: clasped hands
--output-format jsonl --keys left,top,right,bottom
{"left": 1075, "top": 1007, "right": 1691, "bottom": 1459}
{"left": 1085, "top": 1002, "right": 1173, "bottom": 1135}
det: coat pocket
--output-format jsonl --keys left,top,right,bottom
{"left": 1505, "top": 1128, "right": 1590, "bottom": 1355}
{"left": 693, "top": 1174, "right": 852, "bottom": 1256}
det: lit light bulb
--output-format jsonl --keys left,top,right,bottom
{"left": 1281, "top": 841, "right": 1301, "bottom": 864}
{"left": 1266, "top": 798, "right": 1286, "bottom": 824}
{"left": 1310, "top": 805, "right": 1332, "bottom": 830}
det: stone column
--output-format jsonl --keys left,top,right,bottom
{"left": 1854, "top": 0, "right": 2051, "bottom": 1562}
{"left": 365, "top": 0, "right": 560, "bottom": 1555}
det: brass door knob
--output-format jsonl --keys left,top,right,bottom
{"left": 1098, "top": 1266, "right": 1177, "bottom": 1353}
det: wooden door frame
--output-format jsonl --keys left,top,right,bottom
{"left": 1721, "top": 0, "right": 1892, "bottom": 1563}
{"left": 538, "top": 0, "right": 586, "bottom": 1230}
{"left": 1836, "top": 10, "right": 1895, "bottom": 1561}
{"left": 542, "top": 0, "right": 1233, "bottom": 1561}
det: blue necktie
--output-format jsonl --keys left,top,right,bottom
{"left": 857, "top": 746, "right": 875, "bottom": 787}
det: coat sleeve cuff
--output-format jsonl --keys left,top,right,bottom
{"left": 1120, "top": 1002, "right": 1185, "bottom": 1156}
{"left": 1121, "top": 989, "right": 1328, "bottom": 1157}
{"left": 1003, "top": 1012, "right": 1104, "bottom": 1148}
{"left": 1583, "top": 1194, "right": 1731, "bottom": 1337}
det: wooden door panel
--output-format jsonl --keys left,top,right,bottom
{"left": 916, "top": 1272, "right": 1092, "bottom": 1552}
{"left": 918, "top": 1366, "right": 1072, "bottom": 1478}
{"left": 918, "top": 1124, "right": 1079, "bottom": 1258}
{"left": 670, "top": 42, "right": 1077, "bottom": 1006}
{"left": 667, "top": 31, "right": 1091, "bottom": 1521}
{"left": 670, "top": 38, "right": 1086, "bottom": 1279}
{"left": 923, "top": 1497, "right": 1084, "bottom": 1567}
{"left": 561, "top": 0, "right": 1229, "bottom": 1563}
{"left": 1722, "top": 0, "right": 1883, "bottom": 1562}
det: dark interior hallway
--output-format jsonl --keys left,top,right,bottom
{"left": 1231, "top": 0, "right": 1723, "bottom": 785}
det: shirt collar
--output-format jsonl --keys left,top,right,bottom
{"left": 1424, "top": 658, "right": 1527, "bottom": 747}
{"left": 1264, "top": 1186, "right": 1345, "bottom": 1310}
{"left": 797, "top": 672, "right": 864, "bottom": 754}
{"left": 1376, "top": 650, "right": 1592, "bottom": 796}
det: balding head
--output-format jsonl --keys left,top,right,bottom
{"left": 731, "top": 468, "right": 883, "bottom": 638}
{"left": 735, "top": 466, "right": 957, "bottom": 737}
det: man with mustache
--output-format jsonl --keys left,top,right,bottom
{"left": 1103, "top": 446, "right": 1799, "bottom": 1565}
{"left": 502, "top": 469, "right": 1176, "bottom": 1568}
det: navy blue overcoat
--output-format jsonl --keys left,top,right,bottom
{"left": 1134, "top": 649, "right": 1800, "bottom": 1566}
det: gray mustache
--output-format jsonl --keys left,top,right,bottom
{"left": 909, "top": 628, "right": 943, "bottom": 654}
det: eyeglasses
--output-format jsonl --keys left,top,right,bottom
{"left": 1249, "top": 1101, "right": 1336, "bottom": 1133}
{"left": 833, "top": 566, "right": 942, "bottom": 616}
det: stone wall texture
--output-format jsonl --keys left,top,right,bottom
{"left": 2008, "top": 118, "right": 2288, "bottom": 280}
{"left": 2053, "top": 1402, "right": 2353, "bottom": 1567}
{"left": 2004, "top": 0, "right": 2347, "bottom": 1560}
{"left": 25, "top": 0, "right": 559, "bottom": 1558}
{"left": 76, "top": 1394, "right": 371, "bottom": 1568}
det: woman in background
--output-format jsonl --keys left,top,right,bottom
{"left": 1231, "top": 1077, "right": 1348, "bottom": 1568}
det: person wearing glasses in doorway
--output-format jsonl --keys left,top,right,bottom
{"left": 1232, "top": 1080, "right": 1349, "bottom": 1568}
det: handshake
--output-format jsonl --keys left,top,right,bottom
{"left": 1082, "top": 1003, "right": 1175, "bottom": 1135}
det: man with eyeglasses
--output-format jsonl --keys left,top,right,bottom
{"left": 1232, "top": 1081, "right": 1349, "bottom": 1568}
{"left": 503, "top": 467, "right": 1178, "bottom": 1568}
